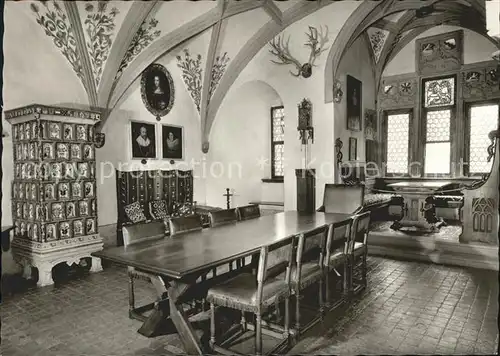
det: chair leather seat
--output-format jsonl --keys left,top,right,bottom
{"left": 206, "top": 272, "right": 290, "bottom": 313}
{"left": 277, "top": 261, "right": 322, "bottom": 290}
{"left": 324, "top": 251, "right": 345, "bottom": 267}
{"left": 353, "top": 242, "right": 365, "bottom": 255}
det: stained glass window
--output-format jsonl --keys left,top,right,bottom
{"left": 386, "top": 113, "right": 410, "bottom": 174}
{"left": 469, "top": 104, "right": 499, "bottom": 174}
{"left": 271, "top": 106, "right": 285, "bottom": 178}
{"left": 424, "top": 77, "right": 455, "bottom": 108}
{"left": 424, "top": 109, "right": 451, "bottom": 174}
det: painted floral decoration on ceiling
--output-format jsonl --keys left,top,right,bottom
{"left": 367, "top": 28, "right": 389, "bottom": 63}
{"left": 176, "top": 49, "right": 230, "bottom": 113}
{"left": 176, "top": 49, "right": 202, "bottom": 112}
{"left": 115, "top": 17, "right": 161, "bottom": 80}
{"left": 209, "top": 52, "right": 230, "bottom": 99}
{"left": 30, "top": 1, "right": 86, "bottom": 90}
{"left": 84, "top": 1, "right": 119, "bottom": 87}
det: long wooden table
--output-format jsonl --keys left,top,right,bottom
{"left": 93, "top": 211, "right": 353, "bottom": 354}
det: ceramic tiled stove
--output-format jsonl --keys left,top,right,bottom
{"left": 5, "top": 104, "right": 103, "bottom": 286}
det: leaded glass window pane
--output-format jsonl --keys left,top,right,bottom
{"left": 271, "top": 106, "right": 284, "bottom": 177}
{"left": 273, "top": 144, "right": 284, "bottom": 177}
{"left": 425, "top": 142, "right": 450, "bottom": 174}
{"left": 386, "top": 113, "right": 409, "bottom": 174}
{"left": 424, "top": 77, "right": 455, "bottom": 108}
{"left": 272, "top": 107, "right": 285, "bottom": 141}
{"left": 469, "top": 104, "right": 499, "bottom": 174}
{"left": 426, "top": 110, "right": 450, "bottom": 142}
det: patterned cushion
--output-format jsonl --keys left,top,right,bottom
{"left": 149, "top": 200, "right": 169, "bottom": 219}
{"left": 124, "top": 201, "right": 147, "bottom": 223}
{"left": 172, "top": 202, "right": 194, "bottom": 217}
{"left": 363, "top": 193, "right": 394, "bottom": 206}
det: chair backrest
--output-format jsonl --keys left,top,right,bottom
{"left": 169, "top": 215, "right": 203, "bottom": 237}
{"left": 123, "top": 221, "right": 165, "bottom": 247}
{"left": 295, "top": 225, "right": 328, "bottom": 283}
{"left": 324, "top": 219, "right": 353, "bottom": 266}
{"left": 237, "top": 204, "right": 261, "bottom": 221}
{"left": 349, "top": 211, "right": 371, "bottom": 252}
{"left": 255, "top": 237, "right": 295, "bottom": 304}
{"left": 322, "top": 184, "right": 365, "bottom": 214}
{"left": 209, "top": 208, "right": 238, "bottom": 227}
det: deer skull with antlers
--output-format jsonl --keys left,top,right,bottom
{"left": 268, "top": 25, "right": 329, "bottom": 78}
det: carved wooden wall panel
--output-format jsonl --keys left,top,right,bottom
{"left": 461, "top": 140, "right": 499, "bottom": 245}
{"left": 461, "top": 65, "right": 500, "bottom": 100}
{"left": 378, "top": 77, "right": 418, "bottom": 110}
{"left": 416, "top": 30, "right": 463, "bottom": 76}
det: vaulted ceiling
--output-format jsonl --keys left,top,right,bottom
{"left": 16, "top": 0, "right": 500, "bottom": 139}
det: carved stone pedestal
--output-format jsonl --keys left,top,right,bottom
{"left": 12, "top": 234, "right": 103, "bottom": 287}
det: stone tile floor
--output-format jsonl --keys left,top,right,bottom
{"left": 1, "top": 256, "right": 498, "bottom": 355}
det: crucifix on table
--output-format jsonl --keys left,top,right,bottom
{"left": 223, "top": 188, "right": 236, "bottom": 209}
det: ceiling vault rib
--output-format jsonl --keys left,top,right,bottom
{"left": 263, "top": 0, "right": 283, "bottom": 25}
{"left": 374, "top": 10, "right": 415, "bottom": 88}
{"left": 324, "top": 0, "right": 380, "bottom": 103}
{"left": 200, "top": 0, "right": 227, "bottom": 148}
{"left": 97, "top": 1, "right": 159, "bottom": 110}
{"left": 203, "top": 0, "right": 332, "bottom": 152}
{"left": 108, "top": 0, "right": 263, "bottom": 115}
{"left": 64, "top": 2, "right": 98, "bottom": 106}
{"left": 372, "top": 19, "right": 399, "bottom": 33}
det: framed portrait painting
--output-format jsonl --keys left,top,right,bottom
{"left": 364, "top": 109, "right": 377, "bottom": 140}
{"left": 161, "top": 124, "right": 183, "bottom": 160}
{"left": 141, "top": 63, "right": 175, "bottom": 119}
{"left": 130, "top": 120, "right": 157, "bottom": 159}
{"left": 348, "top": 137, "right": 357, "bottom": 161}
{"left": 346, "top": 75, "right": 362, "bottom": 131}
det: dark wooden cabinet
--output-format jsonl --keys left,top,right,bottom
{"left": 115, "top": 169, "right": 193, "bottom": 246}
{"left": 296, "top": 169, "right": 316, "bottom": 213}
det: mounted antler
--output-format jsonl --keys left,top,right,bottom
{"left": 305, "top": 25, "right": 329, "bottom": 66}
{"left": 268, "top": 25, "right": 330, "bottom": 78}
{"left": 268, "top": 35, "right": 303, "bottom": 77}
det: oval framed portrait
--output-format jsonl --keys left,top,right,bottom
{"left": 141, "top": 63, "right": 175, "bottom": 118}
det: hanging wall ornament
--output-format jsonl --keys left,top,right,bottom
{"left": 333, "top": 79, "right": 343, "bottom": 103}
{"left": 297, "top": 98, "right": 313, "bottom": 144}
{"left": 141, "top": 63, "right": 175, "bottom": 121}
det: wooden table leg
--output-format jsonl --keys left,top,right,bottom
{"left": 166, "top": 279, "right": 204, "bottom": 355}
{"left": 140, "top": 275, "right": 205, "bottom": 354}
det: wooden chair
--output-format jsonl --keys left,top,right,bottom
{"left": 323, "top": 218, "right": 353, "bottom": 311}
{"left": 288, "top": 225, "right": 329, "bottom": 335}
{"left": 318, "top": 184, "right": 365, "bottom": 214}
{"left": 237, "top": 204, "right": 261, "bottom": 221}
{"left": 348, "top": 211, "right": 371, "bottom": 295}
{"left": 209, "top": 208, "right": 238, "bottom": 227}
{"left": 122, "top": 221, "right": 165, "bottom": 321}
{"left": 207, "top": 237, "right": 295, "bottom": 356}
{"left": 209, "top": 208, "right": 246, "bottom": 272}
{"left": 169, "top": 214, "right": 203, "bottom": 237}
